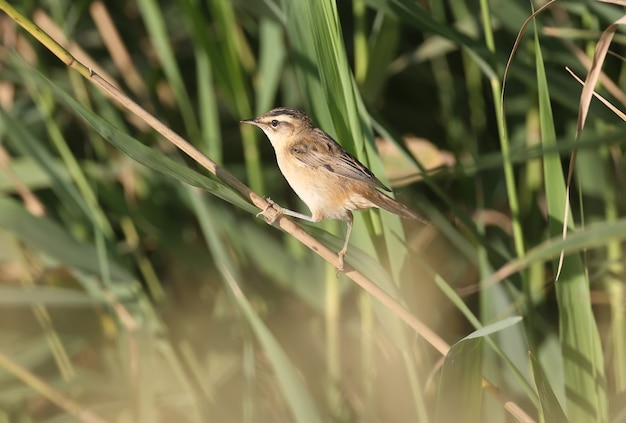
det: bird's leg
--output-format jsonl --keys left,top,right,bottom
{"left": 336, "top": 212, "right": 353, "bottom": 273}
{"left": 279, "top": 208, "right": 318, "bottom": 222}
{"left": 257, "top": 198, "right": 317, "bottom": 225}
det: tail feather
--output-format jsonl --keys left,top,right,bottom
{"left": 369, "top": 191, "right": 430, "bottom": 225}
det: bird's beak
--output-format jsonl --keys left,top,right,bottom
{"left": 240, "top": 117, "right": 260, "bottom": 126}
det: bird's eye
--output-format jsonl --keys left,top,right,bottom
{"left": 271, "top": 120, "right": 279, "bottom": 127}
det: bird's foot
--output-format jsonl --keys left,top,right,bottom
{"left": 257, "top": 198, "right": 284, "bottom": 225}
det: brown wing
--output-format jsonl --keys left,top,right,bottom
{"left": 289, "top": 128, "right": 391, "bottom": 192}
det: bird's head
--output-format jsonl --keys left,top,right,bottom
{"left": 241, "top": 107, "right": 313, "bottom": 148}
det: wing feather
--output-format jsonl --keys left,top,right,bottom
{"left": 289, "top": 129, "right": 390, "bottom": 191}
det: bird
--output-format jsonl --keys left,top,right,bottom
{"left": 241, "top": 107, "right": 427, "bottom": 272}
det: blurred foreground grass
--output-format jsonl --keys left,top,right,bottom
{"left": 1, "top": 0, "right": 626, "bottom": 422}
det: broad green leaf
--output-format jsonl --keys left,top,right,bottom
{"left": 465, "top": 316, "right": 523, "bottom": 339}
{"left": 436, "top": 334, "right": 484, "bottom": 423}
{"left": 435, "top": 317, "right": 522, "bottom": 423}
{"left": 534, "top": 19, "right": 607, "bottom": 423}
{"left": 530, "top": 352, "right": 569, "bottom": 423}
{"left": 434, "top": 272, "right": 538, "bottom": 404}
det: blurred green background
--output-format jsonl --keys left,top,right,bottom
{"left": 1, "top": 0, "right": 626, "bottom": 421}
